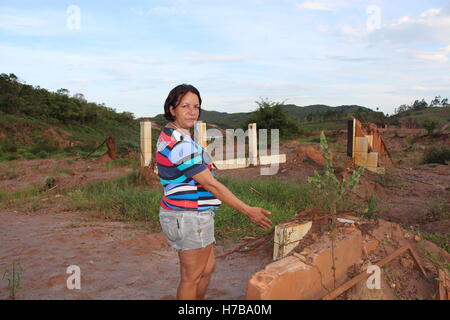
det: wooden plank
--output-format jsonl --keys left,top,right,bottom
{"left": 438, "top": 269, "right": 450, "bottom": 300}
{"left": 322, "top": 244, "right": 426, "bottom": 300}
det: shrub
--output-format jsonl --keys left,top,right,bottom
{"left": 5, "top": 154, "right": 19, "bottom": 161}
{"left": 0, "top": 139, "right": 17, "bottom": 153}
{"left": 24, "top": 153, "right": 37, "bottom": 160}
{"left": 423, "top": 148, "right": 450, "bottom": 165}
{"left": 422, "top": 120, "right": 438, "bottom": 135}
{"left": 36, "top": 150, "right": 50, "bottom": 159}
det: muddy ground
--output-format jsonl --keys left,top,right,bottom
{"left": 0, "top": 127, "right": 448, "bottom": 300}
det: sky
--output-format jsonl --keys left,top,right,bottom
{"left": 1, "top": 0, "right": 450, "bottom": 118}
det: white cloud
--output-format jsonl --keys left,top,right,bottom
{"left": 420, "top": 8, "right": 441, "bottom": 18}
{"left": 186, "top": 55, "right": 251, "bottom": 64}
{"left": 373, "top": 7, "right": 450, "bottom": 44}
{"left": 0, "top": 14, "right": 47, "bottom": 30}
{"left": 296, "top": 1, "right": 333, "bottom": 11}
{"left": 401, "top": 45, "right": 450, "bottom": 63}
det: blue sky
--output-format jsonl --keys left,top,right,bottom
{"left": 1, "top": 0, "right": 450, "bottom": 118}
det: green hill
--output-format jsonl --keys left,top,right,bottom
{"left": 152, "top": 104, "right": 383, "bottom": 129}
{"left": 388, "top": 107, "right": 450, "bottom": 128}
{"left": 0, "top": 73, "right": 147, "bottom": 161}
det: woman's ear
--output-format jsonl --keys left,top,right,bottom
{"left": 169, "top": 105, "right": 175, "bottom": 117}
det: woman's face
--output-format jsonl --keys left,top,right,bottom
{"left": 170, "top": 91, "right": 200, "bottom": 129}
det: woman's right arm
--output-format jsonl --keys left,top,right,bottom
{"left": 192, "top": 169, "right": 273, "bottom": 229}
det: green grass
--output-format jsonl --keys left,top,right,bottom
{"left": 213, "top": 175, "right": 314, "bottom": 241}
{"left": 65, "top": 172, "right": 317, "bottom": 242}
{"left": 422, "top": 148, "right": 450, "bottom": 165}
{"left": 0, "top": 112, "right": 154, "bottom": 162}
{"left": 298, "top": 120, "right": 347, "bottom": 132}
{"left": 0, "top": 186, "right": 42, "bottom": 209}
{"left": 389, "top": 107, "right": 450, "bottom": 128}
{"left": 66, "top": 171, "right": 162, "bottom": 222}
{"left": 421, "top": 232, "right": 449, "bottom": 252}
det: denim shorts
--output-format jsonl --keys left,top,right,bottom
{"left": 159, "top": 207, "right": 216, "bottom": 251}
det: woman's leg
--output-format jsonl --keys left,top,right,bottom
{"left": 196, "top": 245, "right": 216, "bottom": 300}
{"left": 177, "top": 244, "right": 213, "bottom": 300}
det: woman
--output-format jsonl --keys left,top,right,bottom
{"left": 156, "top": 84, "right": 272, "bottom": 300}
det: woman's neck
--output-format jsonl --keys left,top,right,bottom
{"left": 169, "top": 121, "right": 191, "bottom": 137}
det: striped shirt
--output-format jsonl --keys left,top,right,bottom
{"left": 156, "top": 127, "right": 222, "bottom": 211}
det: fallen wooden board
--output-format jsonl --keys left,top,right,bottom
{"left": 322, "top": 244, "right": 427, "bottom": 300}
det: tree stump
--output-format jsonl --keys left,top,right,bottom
{"left": 105, "top": 136, "right": 119, "bottom": 160}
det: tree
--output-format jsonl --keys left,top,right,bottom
{"left": 308, "top": 131, "right": 365, "bottom": 225}
{"left": 422, "top": 119, "right": 438, "bottom": 135}
{"left": 430, "top": 96, "right": 442, "bottom": 107}
{"left": 430, "top": 96, "right": 449, "bottom": 107}
{"left": 244, "top": 98, "right": 300, "bottom": 140}
{"left": 412, "top": 99, "right": 428, "bottom": 110}
{"left": 56, "top": 88, "right": 70, "bottom": 96}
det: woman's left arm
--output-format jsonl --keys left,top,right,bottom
{"left": 192, "top": 169, "right": 272, "bottom": 229}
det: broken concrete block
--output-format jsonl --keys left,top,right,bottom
{"left": 246, "top": 229, "right": 363, "bottom": 300}
{"left": 366, "top": 152, "right": 378, "bottom": 168}
{"left": 354, "top": 151, "right": 368, "bottom": 166}
{"left": 273, "top": 221, "right": 312, "bottom": 261}
{"left": 259, "top": 154, "right": 287, "bottom": 165}
{"left": 363, "top": 239, "right": 379, "bottom": 255}
{"left": 365, "top": 135, "right": 374, "bottom": 149}
{"left": 337, "top": 218, "right": 355, "bottom": 224}
{"left": 366, "top": 167, "right": 385, "bottom": 174}
{"left": 355, "top": 137, "right": 368, "bottom": 153}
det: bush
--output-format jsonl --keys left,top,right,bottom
{"left": 30, "top": 137, "right": 58, "bottom": 154}
{"left": 244, "top": 98, "right": 301, "bottom": 140}
{"left": 0, "top": 139, "right": 18, "bottom": 153}
{"left": 36, "top": 150, "right": 50, "bottom": 159}
{"left": 24, "top": 153, "right": 37, "bottom": 160}
{"left": 422, "top": 120, "right": 438, "bottom": 135}
{"left": 4, "top": 154, "right": 20, "bottom": 161}
{"left": 423, "top": 148, "right": 450, "bottom": 165}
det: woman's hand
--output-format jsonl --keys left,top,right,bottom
{"left": 244, "top": 207, "right": 272, "bottom": 229}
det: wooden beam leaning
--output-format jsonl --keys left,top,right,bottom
{"left": 322, "top": 244, "right": 427, "bottom": 300}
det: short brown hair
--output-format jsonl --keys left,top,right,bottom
{"left": 163, "top": 84, "right": 202, "bottom": 122}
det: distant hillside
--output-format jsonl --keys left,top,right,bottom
{"left": 152, "top": 104, "right": 383, "bottom": 129}
{"left": 0, "top": 73, "right": 389, "bottom": 161}
{"left": 0, "top": 73, "right": 147, "bottom": 161}
{"left": 387, "top": 107, "right": 450, "bottom": 129}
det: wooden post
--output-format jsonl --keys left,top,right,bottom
{"left": 202, "top": 122, "right": 207, "bottom": 149}
{"left": 194, "top": 120, "right": 207, "bottom": 149}
{"left": 140, "top": 120, "right": 152, "bottom": 167}
{"left": 248, "top": 123, "right": 258, "bottom": 166}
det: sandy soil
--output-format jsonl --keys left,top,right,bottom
{"left": 0, "top": 209, "right": 273, "bottom": 300}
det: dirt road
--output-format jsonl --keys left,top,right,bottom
{"left": 0, "top": 209, "right": 273, "bottom": 300}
